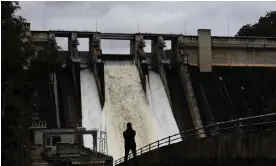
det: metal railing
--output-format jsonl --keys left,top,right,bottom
{"left": 113, "top": 113, "right": 276, "bottom": 165}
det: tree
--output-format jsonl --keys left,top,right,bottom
{"left": 236, "top": 11, "right": 276, "bottom": 37}
{"left": 2, "top": 2, "right": 31, "bottom": 166}
{"left": 1, "top": 2, "right": 59, "bottom": 166}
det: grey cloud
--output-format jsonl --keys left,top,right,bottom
{"left": 44, "top": 1, "right": 83, "bottom": 8}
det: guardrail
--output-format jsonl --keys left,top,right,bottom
{"left": 113, "top": 113, "right": 276, "bottom": 165}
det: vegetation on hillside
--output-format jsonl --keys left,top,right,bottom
{"left": 236, "top": 11, "right": 276, "bottom": 37}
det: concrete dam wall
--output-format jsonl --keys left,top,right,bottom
{"left": 36, "top": 55, "right": 276, "bottom": 161}
{"left": 31, "top": 30, "right": 276, "bottom": 165}
{"left": 189, "top": 66, "right": 276, "bottom": 125}
{"left": 56, "top": 67, "right": 81, "bottom": 128}
{"left": 165, "top": 67, "right": 194, "bottom": 132}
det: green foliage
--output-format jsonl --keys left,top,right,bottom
{"left": 2, "top": 2, "right": 29, "bottom": 79}
{"left": 2, "top": 2, "right": 59, "bottom": 166}
{"left": 236, "top": 11, "right": 276, "bottom": 37}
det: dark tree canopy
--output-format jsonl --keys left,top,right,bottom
{"left": 236, "top": 11, "right": 276, "bottom": 37}
{"left": 2, "top": 2, "right": 59, "bottom": 166}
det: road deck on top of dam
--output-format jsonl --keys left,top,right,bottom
{"left": 31, "top": 30, "right": 276, "bottom": 41}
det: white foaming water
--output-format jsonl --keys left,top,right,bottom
{"left": 148, "top": 71, "right": 180, "bottom": 138}
{"left": 145, "top": 75, "right": 164, "bottom": 140}
{"left": 102, "top": 64, "right": 158, "bottom": 159}
{"left": 80, "top": 69, "right": 102, "bottom": 149}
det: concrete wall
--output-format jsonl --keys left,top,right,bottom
{"left": 133, "top": 36, "right": 148, "bottom": 93}
{"left": 56, "top": 68, "right": 80, "bottom": 128}
{"left": 117, "top": 131, "right": 276, "bottom": 166}
{"left": 136, "top": 58, "right": 148, "bottom": 93}
{"left": 212, "top": 48, "right": 276, "bottom": 67}
{"left": 185, "top": 48, "right": 276, "bottom": 67}
{"left": 59, "top": 48, "right": 276, "bottom": 69}
{"left": 165, "top": 68, "right": 194, "bottom": 132}
{"left": 31, "top": 31, "right": 49, "bottom": 43}
{"left": 158, "top": 64, "right": 172, "bottom": 107}
{"left": 60, "top": 49, "right": 276, "bottom": 68}
{"left": 34, "top": 130, "right": 44, "bottom": 146}
{"left": 93, "top": 61, "right": 105, "bottom": 107}
{"left": 71, "top": 62, "right": 82, "bottom": 125}
{"left": 198, "top": 29, "right": 212, "bottom": 72}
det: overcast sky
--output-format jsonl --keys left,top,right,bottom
{"left": 18, "top": 1, "right": 276, "bottom": 53}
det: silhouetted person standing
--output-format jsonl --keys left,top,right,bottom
{"left": 123, "top": 122, "right": 137, "bottom": 165}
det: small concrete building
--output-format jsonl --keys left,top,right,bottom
{"left": 29, "top": 120, "right": 113, "bottom": 166}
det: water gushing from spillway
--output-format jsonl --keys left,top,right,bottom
{"left": 80, "top": 69, "right": 102, "bottom": 149}
{"left": 80, "top": 62, "right": 180, "bottom": 159}
{"left": 147, "top": 71, "right": 180, "bottom": 139}
{"left": 102, "top": 63, "right": 159, "bottom": 159}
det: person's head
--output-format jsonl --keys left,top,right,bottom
{"left": 126, "top": 122, "right": 132, "bottom": 130}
